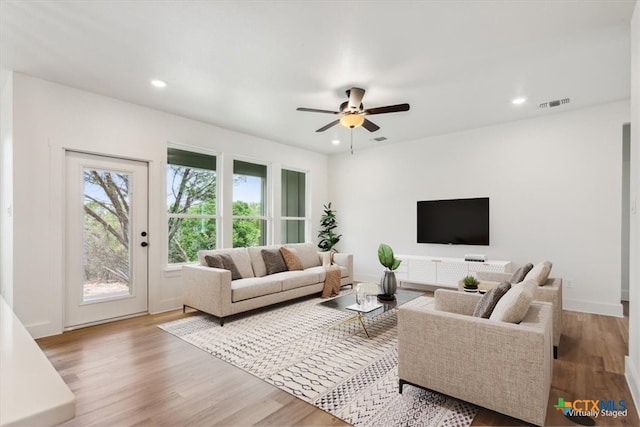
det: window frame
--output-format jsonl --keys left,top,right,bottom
{"left": 280, "top": 166, "right": 309, "bottom": 244}
{"left": 231, "top": 157, "right": 271, "bottom": 247}
{"left": 166, "top": 144, "right": 220, "bottom": 266}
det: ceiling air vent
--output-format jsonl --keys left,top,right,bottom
{"left": 538, "top": 97, "right": 571, "bottom": 109}
{"left": 370, "top": 136, "right": 387, "bottom": 142}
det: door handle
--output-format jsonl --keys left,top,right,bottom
{"left": 141, "top": 242, "right": 148, "bottom": 247}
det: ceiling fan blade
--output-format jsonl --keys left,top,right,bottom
{"left": 347, "top": 87, "right": 365, "bottom": 110}
{"left": 363, "top": 103, "right": 410, "bottom": 115}
{"left": 362, "top": 118, "right": 380, "bottom": 132}
{"left": 316, "top": 119, "right": 340, "bottom": 132}
{"left": 297, "top": 107, "right": 340, "bottom": 114}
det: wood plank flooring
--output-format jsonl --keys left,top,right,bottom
{"left": 37, "top": 300, "right": 639, "bottom": 426}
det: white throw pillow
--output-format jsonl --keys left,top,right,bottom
{"left": 489, "top": 279, "right": 538, "bottom": 323}
{"left": 523, "top": 261, "right": 553, "bottom": 285}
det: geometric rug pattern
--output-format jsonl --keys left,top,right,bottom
{"left": 159, "top": 294, "right": 477, "bottom": 426}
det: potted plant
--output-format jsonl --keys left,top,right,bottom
{"left": 462, "top": 275, "right": 479, "bottom": 292}
{"left": 318, "top": 202, "right": 342, "bottom": 252}
{"left": 378, "top": 243, "right": 402, "bottom": 298}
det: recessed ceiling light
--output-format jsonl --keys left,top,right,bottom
{"left": 331, "top": 139, "right": 340, "bottom": 145}
{"left": 511, "top": 97, "right": 527, "bottom": 105}
{"left": 151, "top": 79, "right": 167, "bottom": 88}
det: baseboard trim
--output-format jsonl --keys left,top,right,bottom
{"left": 26, "top": 320, "right": 60, "bottom": 339}
{"left": 563, "top": 298, "right": 624, "bottom": 317}
{"left": 625, "top": 356, "right": 640, "bottom": 421}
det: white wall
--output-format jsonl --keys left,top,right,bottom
{"left": 329, "top": 100, "right": 629, "bottom": 317}
{"left": 9, "top": 73, "right": 329, "bottom": 338}
{"left": 625, "top": 0, "right": 640, "bottom": 416}
{"left": 0, "top": 69, "right": 13, "bottom": 307}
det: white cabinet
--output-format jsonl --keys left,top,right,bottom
{"left": 395, "top": 255, "right": 511, "bottom": 289}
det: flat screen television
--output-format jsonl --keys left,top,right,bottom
{"left": 417, "top": 197, "right": 489, "bottom": 245}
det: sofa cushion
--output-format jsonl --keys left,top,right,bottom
{"left": 280, "top": 247, "right": 304, "bottom": 271}
{"left": 198, "top": 248, "right": 254, "bottom": 279}
{"left": 524, "top": 261, "right": 553, "bottom": 285}
{"left": 219, "top": 254, "right": 242, "bottom": 280}
{"left": 473, "top": 281, "right": 511, "bottom": 318}
{"left": 247, "top": 245, "right": 280, "bottom": 277}
{"left": 261, "top": 249, "right": 287, "bottom": 275}
{"left": 204, "top": 254, "right": 224, "bottom": 269}
{"left": 284, "top": 243, "right": 321, "bottom": 269}
{"left": 489, "top": 279, "right": 537, "bottom": 323}
{"left": 305, "top": 266, "right": 326, "bottom": 282}
{"left": 509, "top": 263, "right": 533, "bottom": 284}
{"left": 231, "top": 277, "right": 282, "bottom": 302}
{"left": 270, "top": 270, "right": 322, "bottom": 291}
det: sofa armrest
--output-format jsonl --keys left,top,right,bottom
{"left": 476, "top": 271, "right": 511, "bottom": 282}
{"left": 331, "top": 253, "right": 353, "bottom": 283}
{"left": 182, "top": 264, "right": 232, "bottom": 318}
{"left": 535, "top": 278, "right": 563, "bottom": 346}
{"left": 433, "top": 289, "right": 481, "bottom": 316}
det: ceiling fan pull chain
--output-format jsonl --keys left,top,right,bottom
{"left": 350, "top": 129, "right": 354, "bottom": 155}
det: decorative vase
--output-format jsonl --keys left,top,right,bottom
{"left": 380, "top": 270, "right": 397, "bottom": 296}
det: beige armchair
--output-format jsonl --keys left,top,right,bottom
{"left": 398, "top": 289, "right": 553, "bottom": 427}
{"left": 476, "top": 271, "right": 563, "bottom": 358}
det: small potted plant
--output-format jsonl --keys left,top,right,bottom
{"left": 462, "top": 275, "right": 479, "bottom": 292}
{"left": 378, "top": 243, "right": 402, "bottom": 299}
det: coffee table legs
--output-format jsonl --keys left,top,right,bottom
{"left": 334, "top": 313, "right": 370, "bottom": 338}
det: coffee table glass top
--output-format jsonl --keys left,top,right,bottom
{"left": 318, "top": 288, "right": 424, "bottom": 318}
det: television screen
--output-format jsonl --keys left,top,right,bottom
{"left": 417, "top": 197, "right": 489, "bottom": 245}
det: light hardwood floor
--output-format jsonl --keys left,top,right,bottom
{"left": 37, "top": 298, "right": 638, "bottom": 427}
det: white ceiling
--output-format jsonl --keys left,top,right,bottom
{"left": 0, "top": 0, "right": 635, "bottom": 154}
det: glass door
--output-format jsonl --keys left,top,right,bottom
{"left": 65, "top": 151, "right": 148, "bottom": 328}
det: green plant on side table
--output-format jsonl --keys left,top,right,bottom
{"left": 378, "top": 243, "right": 402, "bottom": 299}
{"left": 462, "top": 275, "right": 479, "bottom": 292}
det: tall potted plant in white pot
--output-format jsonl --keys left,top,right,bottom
{"left": 378, "top": 243, "right": 402, "bottom": 299}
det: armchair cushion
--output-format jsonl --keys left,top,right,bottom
{"left": 490, "top": 279, "right": 538, "bottom": 323}
{"left": 472, "top": 281, "right": 511, "bottom": 318}
{"left": 524, "top": 261, "right": 553, "bottom": 285}
{"left": 510, "top": 263, "right": 533, "bottom": 283}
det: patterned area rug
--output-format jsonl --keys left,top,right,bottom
{"left": 159, "top": 294, "right": 477, "bottom": 426}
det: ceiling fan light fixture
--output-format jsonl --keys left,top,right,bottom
{"left": 340, "top": 114, "right": 364, "bottom": 128}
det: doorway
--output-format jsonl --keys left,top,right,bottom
{"left": 65, "top": 151, "right": 149, "bottom": 328}
{"left": 622, "top": 124, "right": 630, "bottom": 306}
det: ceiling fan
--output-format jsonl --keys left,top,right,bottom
{"left": 296, "top": 87, "right": 410, "bottom": 133}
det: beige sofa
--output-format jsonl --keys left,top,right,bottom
{"left": 472, "top": 271, "right": 563, "bottom": 357}
{"left": 398, "top": 289, "right": 553, "bottom": 426}
{"left": 182, "top": 243, "right": 353, "bottom": 325}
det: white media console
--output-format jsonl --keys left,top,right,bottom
{"left": 395, "top": 255, "right": 512, "bottom": 289}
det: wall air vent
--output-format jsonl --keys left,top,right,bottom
{"left": 370, "top": 136, "right": 388, "bottom": 142}
{"left": 538, "top": 97, "right": 571, "bottom": 109}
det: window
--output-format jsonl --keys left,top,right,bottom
{"left": 233, "top": 160, "right": 267, "bottom": 247}
{"left": 281, "top": 169, "right": 306, "bottom": 243}
{"left": 167, "top": 148, "right": 217, "bottom": 264}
